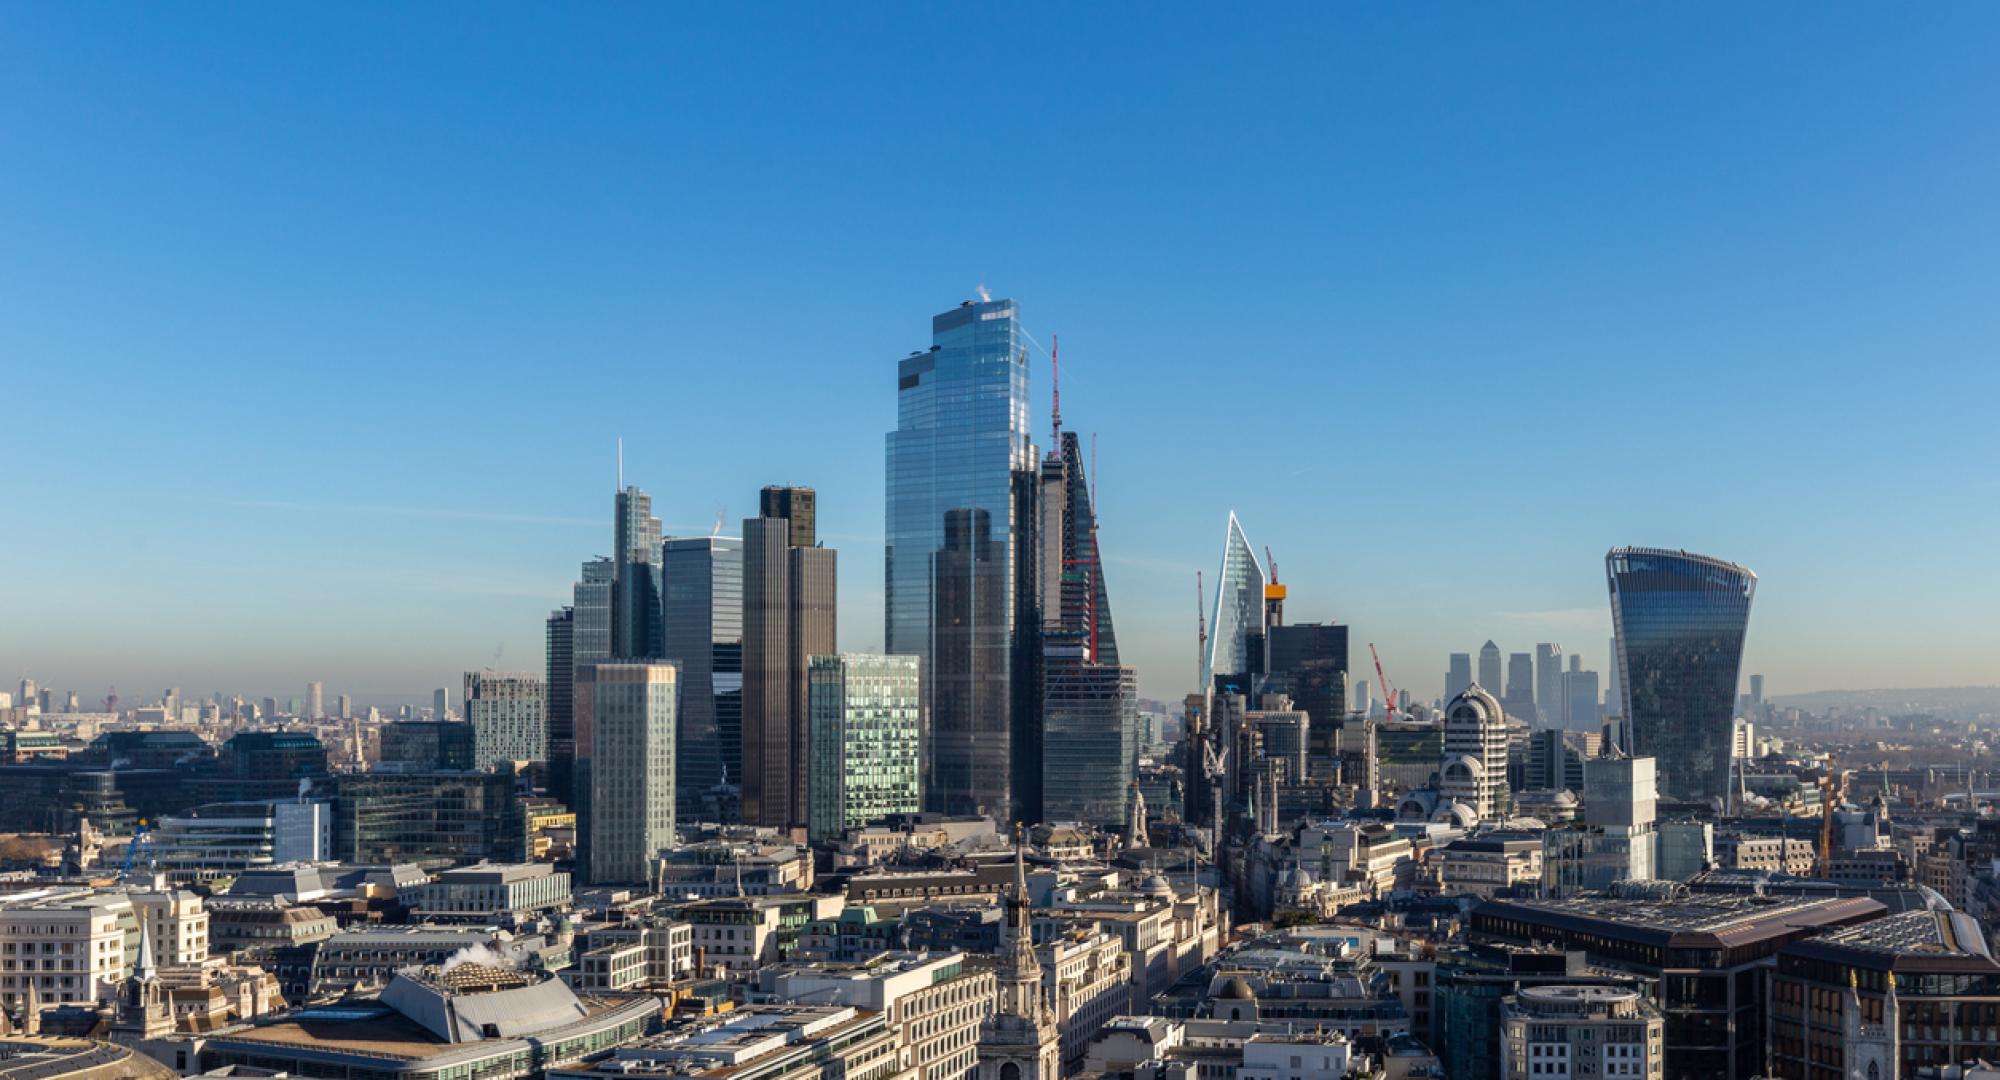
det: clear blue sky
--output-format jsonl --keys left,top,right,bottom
{"left": 5, "top": 6, "right": 1997, "bottom": 706}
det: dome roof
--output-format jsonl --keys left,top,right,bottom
{"left": 1431, "top": 802, "right": 1479, "bottom": 828}
{"left": 1143, "top": 873, "right": 1174, "bottom": 899}
{"left": 1446, "top": 685, "right": 1505, "bottom": 725}
{"left": 1218, "top": 976, "right": 1256, "bottom": 1000}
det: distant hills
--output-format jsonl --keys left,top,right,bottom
{"left": 1770, "top": 686, "right": 2000, "bottom": 715}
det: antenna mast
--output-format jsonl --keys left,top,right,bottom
{"left": 1050, "top": 334, "right": 1061, "bottom": 445}
{"left": 1195, "top": 571, "right": 1208, "bottom": 690}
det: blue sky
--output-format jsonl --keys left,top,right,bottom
{"left": 4, "top": 6, "right": 1997, "bottom": 706}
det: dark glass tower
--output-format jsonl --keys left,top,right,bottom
{"left": 1036, "top": 429, "right": 1135, "bottom": 828}
{"left": 886, "top": 299, "right": 1035, "bottom": 818}
{"left": 544, "top": 606, "right": 574, "bottom": 796}
{"left": 612, "top": 486, "right": 662, "bottom": 660}
{"left": 662, "top": 535, "right": 743, "bottom": 819}
{"left": 742, "top": 487, "right": 836, "bottom": 831}
{"left": 1606, "top": 547, "right": 1756, "bottom": 804}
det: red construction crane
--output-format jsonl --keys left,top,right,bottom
{"left": 1369, "top": 643, "right": 1396, "bottom": 722}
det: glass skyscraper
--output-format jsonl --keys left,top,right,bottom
{"left": 612, "top": 486, "right": 663, "bottom": 660}
{"left": 806, "top": 654, "right": 922, "bottom": 842}
{"left": 886, "top": 298, "right": 1034, "bottom": 820}
{"left": 1204, "top": 512, "right": 1266, "bottom": 688}
{"left": 1606, "top": 547, "right": 1756, "bottom": 804}
{"left": 661, "top": 535, "right": 743, "bottom": 818}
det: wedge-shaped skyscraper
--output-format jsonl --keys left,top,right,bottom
{"left": 1203, "top": 513, "right": 1266, "bottom": 689}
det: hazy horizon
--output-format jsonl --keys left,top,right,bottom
{"left": 7, "top": 7, "right": 1998, "bottom": 705}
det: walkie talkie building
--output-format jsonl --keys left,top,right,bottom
{"left": 1606, "top": 547, "right": 1756, "bottom": 805}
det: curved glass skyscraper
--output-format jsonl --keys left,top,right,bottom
{"left": 1203, "top": 513, "right": 1266, "bottom": 689}
{"left": 1606, "top": 547, "right": 1756, "bottom": 804}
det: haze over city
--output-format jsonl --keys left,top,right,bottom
{"left": 7, "top": 6, "right": 1999, "bottom": 703}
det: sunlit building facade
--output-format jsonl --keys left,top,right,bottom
{"left": 886, "top": 298, "right": 1035, "bottom": 820}
{"left": 1606, "top": 547, "right": 1756, "bottom": 804}
{"left": 1204, "top": 513, "right": 1266, "bottom": 687}
{"left": 806, "top": 654, "right": 921, "bottom": 842}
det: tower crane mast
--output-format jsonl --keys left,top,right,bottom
{"left": 1369, "top": 643, "right": 1396, "bottom": 722}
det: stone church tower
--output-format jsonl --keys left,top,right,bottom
{"left": 976, "top": 839, "right": 1062, "bottom": 1080}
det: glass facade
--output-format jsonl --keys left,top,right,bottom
{"left": 1041, "top": 646, "right": 1138, "bottom": 827}
{"left": 806, "top": 654, "right": 921, "bottom": 842}
{"left": 553, "top": 558, "right": 613, "bottom": 808}
{"left": 612, "top": 486, "right": 663, "bottom": 660}
{"left": 1204, "top": 513, "right": 1266, "bottom": 687}
{"left": 1607, "top": 547, "right": 1756, "bottom": 804}
{"left": 885, "top": 299, "right": 1033, "bottom": 817}
{"left": 662, "top": 535, "right": 743, "bottom": 815}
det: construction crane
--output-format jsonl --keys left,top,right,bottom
{"left": 1194, "top": 570, "right": 1208, "bottom": 689}
{"left": 1369, "top": 643, "right": 1397, "bottom": 723}
{"left": 119, "top": 824, "right": 154, "bottom": 884}
{"left": 1818, "top": 769, "right": 1852, "bottom": 879}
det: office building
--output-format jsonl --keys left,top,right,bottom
{"left": 149, "top": 799, "right": 333, "bottom": 882}
{"left": 432, "top": 687, "right": 449, "bottom": 720}
{"left": 742, "top": 487, "right": 836, "bottom": 832}
{"left": 1042, "top": 645, "right": 1139, "bottom": 827}
{"left": 661, "top": 534, "right": 744, "bottom": 811}
{"left": 1440, "top": 686, "right": 1510, "bottom": 820}
{"left": 1353, "top": 678, "right": 1373, "bottom": 719}
{"left": 330, "top": 771, "right": 524, "bottom": 864}
{"left": 1266, "top": 622, "right": 1349, "bottom": 779}
{"left": 379, "top": 721, "right": 476, "bottom": 771}
{"left": 1606, "top": 547, "right": 1757, "bottom": 804}
{"left": 1771, "top": 909, "right": 2000, "bottom": 1079}
{"left": 1500, "top": 985, "right": 1663, "bottom": 1080}
{"left": 807, "top": 654, "right": 922, "bottom": 842}
{"left": 577, "top": 661, "right": 677, "bottom": 884}
{"left": 1536, "top": 643, "right": 1564, "bottom": 729}
{"left": 1565, "top": 666, "right": 1601, "bottom": 733}
{"left": 336, "top": 693, "right": 351, "bottom": 720}
{"left": 1604, "top": 636, "right": 1620, "bottom": 719}
{"left": 306, "top": 681, "right": 323, "bottom": 720}
{"left": 1445, "top": 653, "right": 1473, "bottom": 702}
{"left": 612, "top": 484, "right": 663, "bottom": 660}
{"left": 1749, "top": 673, "right": 1764, "bottom": 707}
{"left": 1204, "top": 512, "right": 1267, "bottom": 686}
{"left": 1478, "top": 640, "right": 1502, "bottom": 694}
{"left": 1474, "top": 892, "right": 1883, "bottom": 1080}
{"left": 1035, "top": 424, "right": 1136, "bottom": 827}
{"left": 761, "top": 952, "right": 997, "bottom": 1080}
{"left": 1503, "top": 652, "right": 1537, "bottom": 723}
{"left": 1545, "top": 756, "right": 1659, "bottom": 892}
{"left": 553, "top": 557, "right": 613, "bottom": 806}
{"left": 202, "top": 963, "right": 655, "bottom": 1080}
{"left": 887, "top": 298, "right": 1036, "bottom": 821}
{"left": 545, "top": 606, "right": 574, "bottom": 791}
{"left": 464, "top": 670, "right": 546, "bottom": 768}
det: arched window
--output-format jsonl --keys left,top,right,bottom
{"left": 1001, "top": 1062, "right": 1021, "bottom": 1080}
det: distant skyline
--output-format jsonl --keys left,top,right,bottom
{"left": 6, "top": 7, "right": 1999, "bottom": 704}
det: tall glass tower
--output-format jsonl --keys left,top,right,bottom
{"left": 662, "top": 535, "right": 743, "bottom": 818}
{"left": 1203, "top": 513, "right": 1266, "bottom": 689}
{"left": 886, "top": 298, "right": 1034, "bottom": 819}
{"left": 1606, "top": 547, "right": 1756, "bottom": 804}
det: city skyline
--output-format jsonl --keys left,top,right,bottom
{"left": 8, "top": 7, "right": 2000, "bottom": 702}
